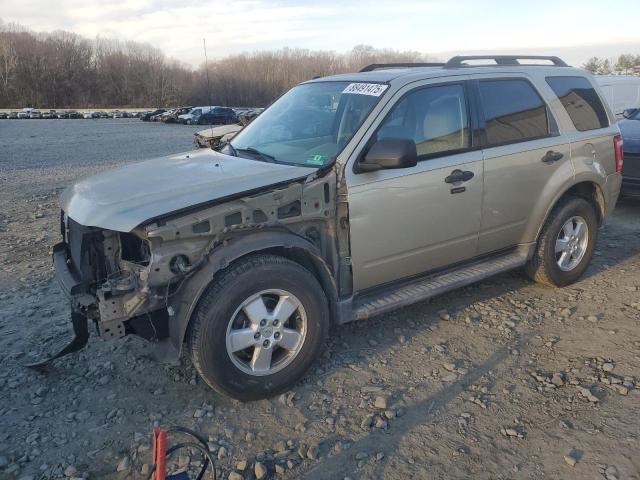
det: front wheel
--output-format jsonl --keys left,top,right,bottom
{"left": 188, "top": 254, "right": 329, "bottom": 401}
{"left": 525, "top": 196, "right": 598, "bottom": 287}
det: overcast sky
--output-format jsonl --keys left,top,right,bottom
{"left": 2, "top": 0, "right": 639, "bottom": 67}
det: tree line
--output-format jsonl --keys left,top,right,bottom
{"left": 582, "top": 54, "right": 640, "bottom": 75}
{"left": 0, "top": 20, "right": 426, "bottom": 109}
{"left": 4, "top": 18, "right": 637, "bottom": 110}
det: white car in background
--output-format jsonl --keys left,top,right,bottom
{"left": 17, "top": 107, "right": 33, "bottom": 119}
{"left": 595, "top": 75, "right": 640, "bottom": 117}
{"left": 83, "top": 112, "right": 98, "bottom": 119}
{"left": 178, "top": 106, "right": 213, "bottom": 124}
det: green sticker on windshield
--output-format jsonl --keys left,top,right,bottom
{"left": 306, "top": 154, "right": 328, "bottom": 166}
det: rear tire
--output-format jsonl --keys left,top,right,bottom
{"left": 188, "top": 254, "right": 329, "bottom": 401}
{"left": 525, "top": 196, "right": 598, "bottom": 287}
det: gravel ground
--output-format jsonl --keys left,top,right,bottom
{"left": 0, "top": 119, "right": 639, "bottom": 480}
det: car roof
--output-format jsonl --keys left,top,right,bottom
{"left": 305, "top": 64, "right": 586, "bottom": 88}
{"left": 594, "top": 75, "right": 640, "bottom": 85}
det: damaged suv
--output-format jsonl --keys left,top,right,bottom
{"left": 42, "top": 56, "right": 622, "bottom": 401}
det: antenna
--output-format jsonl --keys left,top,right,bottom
{"left": 203, "top": 38, "right": 212, "bottom": 106}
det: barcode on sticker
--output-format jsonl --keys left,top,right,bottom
{"left": 342, "top": 83, "right": 388, "bottom": 96}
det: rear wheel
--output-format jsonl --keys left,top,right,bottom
{"left": 188, "top": 254, "right": 329, "bottom": 401}
{"left": 525, "top": 197, "right": 598, "bottom": 287}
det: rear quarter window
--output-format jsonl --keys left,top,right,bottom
{"left": 478, "top": 79, "right": 549, "bottom": 146}
{"left": 546, "top": 76, "right": 609, "bottom": 131}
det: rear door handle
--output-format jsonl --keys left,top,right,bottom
{"left": 445, "top": 169, "right": 474, "bottom": 184}
{"left": 541, "top": 150, "right": 564, "bottom": 163}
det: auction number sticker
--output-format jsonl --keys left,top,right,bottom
{"left": 342, "top": 83, "right": 388, "bottom": 96}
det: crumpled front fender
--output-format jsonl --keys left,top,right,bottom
{"left": 153, "top": 229, "right": 337, "bottom": 363}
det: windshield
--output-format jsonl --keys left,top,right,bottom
{"left": 227, "top": 81, "right": 387, "bottom": 166}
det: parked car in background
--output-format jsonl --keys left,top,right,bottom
{"left": 42, "top": 110, "right": 56, "bottom": 119}
{"left": 68, "top": 111, "right": 82, "bottom": 119}
{"left": 595, "top": 75, "right": 640, "bottom": 117}
{"left": 194, "top": 123, "right": 243, "bottom": 148}
{"left": 237, "top": 108, "right": 263, "bottom": 125}
{"left": 17, "top": 107, "right": 33, "bottom": 119}
{"left": 0, "top": 112, "right": 7, "bottom": 119}
{"left": 151, "top": 111, "right": 167, "bottom": 122}
{"left": 112, "top": 111, "right": 126, "bottom": 118}
{"left": 57, "top": 111, "right": 70, "bottom": 119}
{"left": 618, "top": 108, "right": 640, "bottom": 195}
{"left": 161, "top": 106, "right": 193, "bottom": 124}
{"left": 8, "top": 111, "right": 18, "bottom": 119}
{"left": 29, "top": 110, "right": 42, "bottom": 119}
{"left": 47, "top": 55, "right": 622, "bottom": 400}
{"left": 83, "top": 111, "right": 98, "bottom": 119}
{"left": 141, "top": 109, "right": 166, "bottom": 121}
{"left": 178, "top": 106, "right": 213, "bottom": 124}
{"left": 196, "top": 107, "right": 237, "bottom": 125}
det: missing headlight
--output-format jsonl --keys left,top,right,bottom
{"left": 119, "top": 232, "right": 151, "bottom": 266}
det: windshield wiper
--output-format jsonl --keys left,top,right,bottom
{"left": 235, "top": 146, "right": 276, "bottom": 163}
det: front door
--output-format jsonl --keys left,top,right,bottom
{"left": 346, "top": 81, "right": 484, "bottom": 291}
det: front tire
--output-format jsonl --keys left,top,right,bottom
{"left": 525, "top": 196, "right": 598, "bottom": 287}
{"left": 188, "top": 254, "right": 329, "bottom": 401}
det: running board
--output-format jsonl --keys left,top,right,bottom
{"left": 352, "top": 247, "right": 530, "bottom": 321}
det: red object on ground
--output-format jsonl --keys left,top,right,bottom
{"left": 152, "top": 427, "right": 167, "bottom": 480}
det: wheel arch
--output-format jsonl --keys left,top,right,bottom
{"left": 535, "top": 180, "right": 606, "bottom": 241}
{"left": 157, "top": 230, "right": 338, "bottom": 363}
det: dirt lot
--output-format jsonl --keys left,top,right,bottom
{"left": 1, "top": 119, "right": 639, "bottom": 480}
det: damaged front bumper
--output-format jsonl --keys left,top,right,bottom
{"left": 26, "top": 242, "right": 96, "bottom": 369}
{"left": 29, "top": 217, "right": 176, "bottom": 368}
{"left": 52, "top": 242, "right": 93, "bottom": 301}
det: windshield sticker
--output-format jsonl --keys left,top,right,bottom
{"left": 342, "top": 83, "right": 388, "bottom": 97}
{"left": 306, "top": 154, "right": 328, "bottom": 165}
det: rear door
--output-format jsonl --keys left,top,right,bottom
{"left": 473, "top": 75, "right": 572, "bottom": 254}
{"left": 546, "top": 75, "right": 618, "bottom": 177}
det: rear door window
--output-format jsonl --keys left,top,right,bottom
{"left": 478, "top": 79, "right": 549, "bottom": 146}
{"left": 546, "top": 76, "right": 609, "bottom": 131}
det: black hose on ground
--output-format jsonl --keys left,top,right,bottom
{"left": 144, "top": 426, "right": 216, "bottom": 480}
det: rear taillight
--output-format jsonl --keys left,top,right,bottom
{"left": 614, "top": 134, "right": 624, "bottom": 172}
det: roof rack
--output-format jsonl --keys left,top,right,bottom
{"left": 444, "top": 55, "right": 568, "bottom": 68}
{"left": 360, "top": 62, "right": 446, "bottom": 72}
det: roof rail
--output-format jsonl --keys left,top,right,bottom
{"left": 360, "top": 62, "right": 446, "bottom": 72}
{"left": 444, "top": 55, "right": 568, "bottom": 68}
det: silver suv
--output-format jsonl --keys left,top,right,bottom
{"left": 42, "top": 55, "right": 623, "bottom": 400}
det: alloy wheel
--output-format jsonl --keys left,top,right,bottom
{"left": 555, "top": 216, "right": 589, "bottom": 271}
{"left": 225, "top": 289, "right": 307, "bottom": 376}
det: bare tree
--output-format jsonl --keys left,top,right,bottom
{"left": 0, "top": 32, "right": 18, "bottom": 104}
{"left": 582, "top": 57, "right": 612, "bottom": 74}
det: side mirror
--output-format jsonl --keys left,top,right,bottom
{"left": 359, "top": 138, "right": 418, "bottom": 172}
{"left": 623, "top": 108, "right": 639, "bottom": 119}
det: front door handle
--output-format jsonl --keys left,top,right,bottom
{"left": 445, "top": 169, "right": 474, "bottom": 184}
{"left": 541, "top": 150, "right": 564, "bottom": 163}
